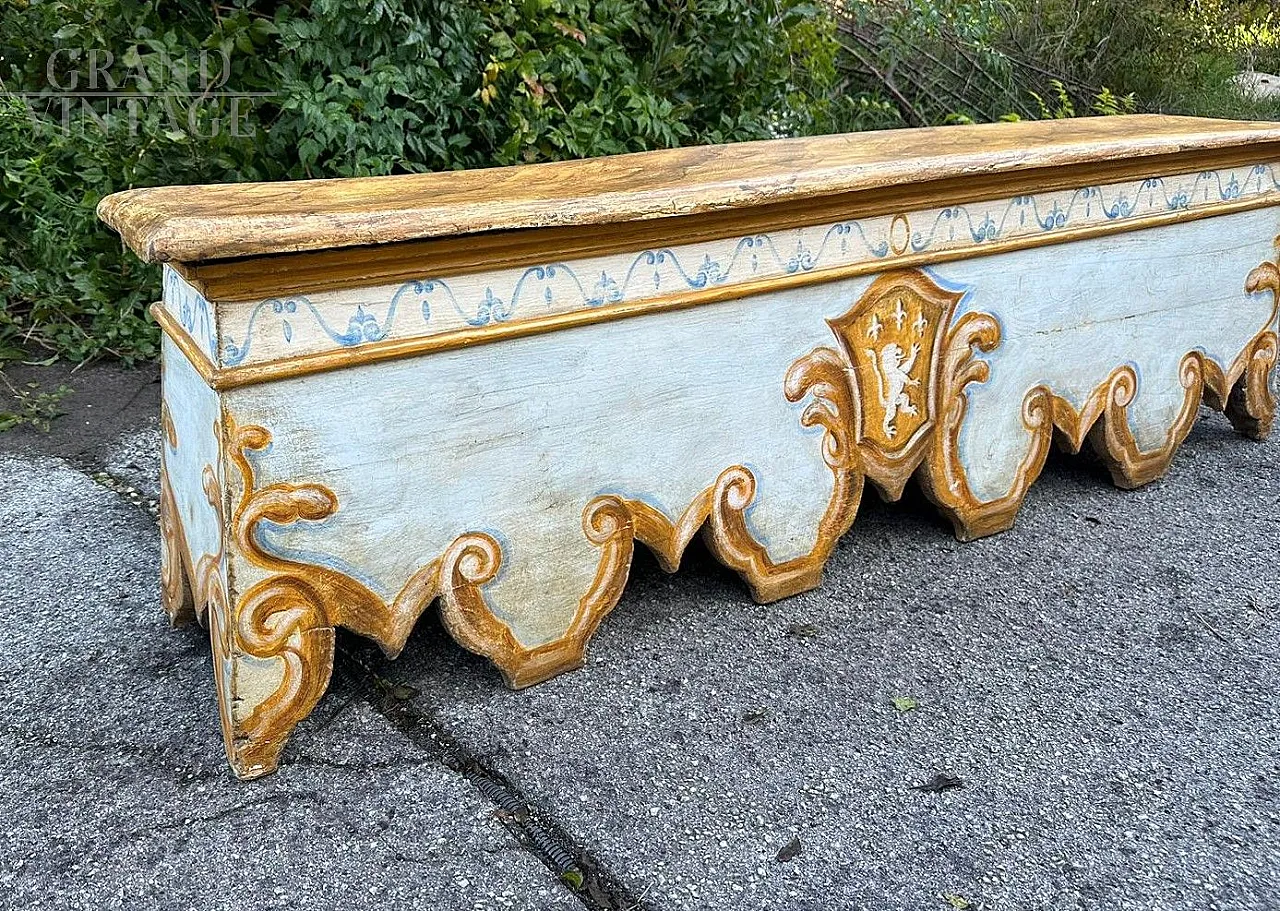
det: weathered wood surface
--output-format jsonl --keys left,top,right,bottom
{"left": 100, "top": 115, "right": 1280, "bottom": 263}
{"left": 103, "top": 117, "right": 1280, "bottom": 778}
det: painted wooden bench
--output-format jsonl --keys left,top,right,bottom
{"left": 100, "top": 115, "right": 1280, "bottom": 779}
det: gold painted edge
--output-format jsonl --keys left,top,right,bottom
{"left": 152, "top": 302, "right": 219, "bottom": 387}
{"left": 152, "top": 196, "right": 1280, "bottom": 391}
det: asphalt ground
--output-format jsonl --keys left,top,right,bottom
{"left": 1, "top": 360, "right": 1277, "bottom": 911}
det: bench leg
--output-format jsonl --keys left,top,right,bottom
{"left": 159, "top": 480, "right": 196, "bottom": 626}
{"left": 214, "top": 421, "right": 390, "bottom": 777}
{"left": 158, "top": 434, "right": 261, "bottom": 776}
{"left": 1084, "top": 358, "right": 1205, "bottom": 491}
{"left": 1224, "top": 338, "right": 1278, "bottom": 440}
{"left": 1225, "top": 259, "right": 1280, "bottom": 440}
{"left": 216, "top": 583, "right": 335, "bottom": 779}
{"left": 218, "top": 419, "right": 538, "bottom": 775}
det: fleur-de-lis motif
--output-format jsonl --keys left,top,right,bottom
{"left": 893, "top": 297, "right": 907, "bottom": 329}
{"left": 868, "top": 314, "right": 883, "bottom": 341}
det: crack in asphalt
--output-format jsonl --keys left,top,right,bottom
{"left": 337, "top": 650, "right": 654, "bottom": 911}
{"left": 131, "top": 790, "right": 324, "bottom": 840}
{"left": 87, "top": 468, "right": 157, "bottom": 517}
{"left": 282, "top": 754, "right": 439, "bottom": 773}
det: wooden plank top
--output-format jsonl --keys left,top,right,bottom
{"left": 99, "top": 115, "right": 1280, "bottom": 264}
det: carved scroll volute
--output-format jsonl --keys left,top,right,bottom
{"left": 826, "top": 269, "right": 966, "bottom": 499}
{"left": 1233, "top": 256, "right": 1280, "bottom": 438}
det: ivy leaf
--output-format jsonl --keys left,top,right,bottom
{"left": 552, "top": 21, "right": 586, "bottom": 45}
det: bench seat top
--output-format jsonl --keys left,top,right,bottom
{"left": 98, "top": 115, "right": 1280, "bottom": 265}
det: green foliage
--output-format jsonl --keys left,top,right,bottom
{"left": 3, "top": 0, "right": 1280, "bottom": 367}
{"left": 999, "top": 0, "right": 1256, "bottom": 115}
{"left": 0, "top": 374, "right": 71, "bottom": 432}
{"left": 835, "top": 0, "right": 1280, "bottom": 127}
{"left": 0, "top": 0, "right": 845, "bottom": 363}
{"left": 1027, "top": 80, "right": 1136, "bottom": 120}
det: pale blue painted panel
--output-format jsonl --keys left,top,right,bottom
{"left": 948, "top": 207, "right": 1279, "bottom": 501}
{"left": 227, "top": 280, "right": 872, "bottom": 646}
{"left": 162, "top": 332, "right": 223, "bottom": 571}
{"left": 162, "top": 267, "right": 218, "bottom": 363}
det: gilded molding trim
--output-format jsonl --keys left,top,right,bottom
{"left": 154, "top": 195, "right": 1280, "bottom": 392}
{"left": 152, "top": 303, "right": 218, "bottom": 387}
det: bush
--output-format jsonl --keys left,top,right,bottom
{"left": 0, "top": 0, "right": 848, "bottom": 363}
{"left": 832, "top": 0, "right": 1280, "bottom": 127}
{"left": 3, "top": 0, "right": 1280, "bottom": 365}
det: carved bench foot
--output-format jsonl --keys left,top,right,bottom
{"left": 1222, "top": 262, "right": 1280, "bottom": 440}
{"left": 159, "top": 488, "right": 196, "bottom": 627}
{"left": 216, "top": 603, "right": 335, "bottom": 780}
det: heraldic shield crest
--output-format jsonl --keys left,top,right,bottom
{"left": 825, "top": 269, "right": 968, "bottom": 495}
